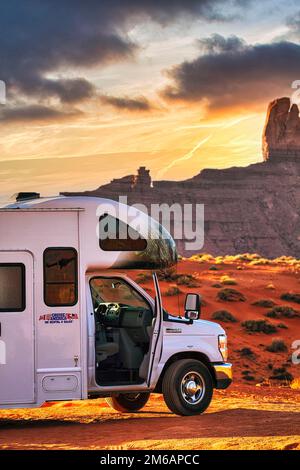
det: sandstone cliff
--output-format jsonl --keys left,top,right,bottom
{"left": 63, "top": 99, "right": 300, "bottom": 258}
{"left": 263, "top": 97, "right": 300, "bottom": 160}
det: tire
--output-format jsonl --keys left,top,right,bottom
{"left": 162, "top": 359, "right": 213, "bottom": 416}
{"left": 106, "top": 392, "right": 150, "bottom": 412}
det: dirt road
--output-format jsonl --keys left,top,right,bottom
{"left": 0, "top": 385, "right": 299, "bottom": 450}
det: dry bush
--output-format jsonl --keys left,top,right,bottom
{"left": 217, "top": 288, "right": 246, "bottom": 302}
{"left": 265, "top": 306, "right": 299, "bottom": 319}
{"left": 165, "top": 286, "right": 182, "bottom": 296}
{"left": 252, "top": 299, "right": 276, "bottom": 308}
{"left": 220, "top": 275, "right": 237, "bottom": 285}
{"left": 211, "top": 310, "right": 238, "bottom": 323}
{"left": 240, "top": 347, "right": 255, "bottom": 357}
{"left": 242, "top": 320, "right": 277, "bottom": 334}
{"left": 280, "top": 292, "right": 300, "bottom": 304}
{"left": 266, "top": 339, "right": 288, "bottom": 353}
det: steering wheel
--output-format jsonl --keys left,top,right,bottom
{"left": 95, "top": 302, "right": 121, "bottom": 324}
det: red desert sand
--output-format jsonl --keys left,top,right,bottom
{"left": 0, "top": 255, "right": 299, "bottom": 450}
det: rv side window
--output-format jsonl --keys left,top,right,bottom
{"left": 0, "top": 264, "right": 25, "bottom": 312}
{"left": 99, "top": 214, "right": 147, "bottom": 251}
{"left": 43, "top": 248, "right": 78, "bottom": 307}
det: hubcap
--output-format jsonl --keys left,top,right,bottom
{"left": 181, "top": 371, "right": 205, "bottom": 405}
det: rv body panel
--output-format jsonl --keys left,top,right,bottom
{"left": 0, "top": 209, "right": 84, "bottom": 406}
{"left": 0, "top": 251, "right": 34, "bottom": 405}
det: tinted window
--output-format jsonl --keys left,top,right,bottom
{"left": 0, "top": 264, "right": 25, "bottom": 312}
{"left": 44, "top": 248, "right": 78, "bottom": 306}
{"left": 99, "top": 214, "right": 147, "bottom": 251}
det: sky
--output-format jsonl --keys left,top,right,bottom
{"left": 1, "top": 0, "right": 300, "bottom": 201}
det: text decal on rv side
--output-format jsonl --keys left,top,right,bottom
{"left": 39, "top": 313, "right": 79, "bottom": 324}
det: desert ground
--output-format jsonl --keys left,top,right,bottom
{"left": 1, "top": 254, "right": 300, "bottom": 450}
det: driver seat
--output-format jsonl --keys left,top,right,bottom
{"left": 96, "top": 327, "right": 119, "bottom": 363}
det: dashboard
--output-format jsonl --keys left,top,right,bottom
{"left": 95, "top": 302, "right": 153, "bottom": 343}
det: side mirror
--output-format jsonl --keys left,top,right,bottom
{"left": 184, "top": 293, "right": 201, "bottom": 320}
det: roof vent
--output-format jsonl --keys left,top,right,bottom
{"left": 16, "top": 192, "right": 40, "bottom": 202}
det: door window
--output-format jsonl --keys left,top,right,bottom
{"left": 44, "top": 248, "right": 78, "bottom": 306}
{"left": 0, "top": 264, "right": 25, "bottom": 312}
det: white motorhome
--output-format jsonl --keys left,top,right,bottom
{"left": 0, "top": 194, "right": 232, "bottom": 416}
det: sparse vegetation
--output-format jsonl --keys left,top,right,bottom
{"left": 176, "top": 275, "right": 199, "bottom": 287}
{"left": 240, "top": 347, "right": 255, "bottom": 357}
{"left": 136, "top": 272, "right": 152, "bottom": 283}
{"left": 266, "top": 339, "right": 288, "bottom": 353}
{"left": 209, "top": 265, "right": 218, "bottom": 271}
{"left": 270, "top": 371, "right": 293, "bottom": 382}
{"left": 243, "top": 373, "right": 255, "bottom": 381}
{"left": 220, "top": 275, "right": 237, "bottom": 285}
{"left": 280, "top": 292, "right": 300, "bottom": 304}
{"left": 165, "top": 286, "right": 181, "bottom": 296}
{"left": 265, "top": 306, "right": 299, "bottom": 319}
{"left": 277, "top": 323, "right": 288, "bottom": 329}
{"left": 212, "top": 283, "right": 222, "bottom": 288}
{"left": 252, "top": 299, "right": 276, "bottom": 308}
{"left": 157, "top": 270, "right": 199, "bottom": 287}
{"left": 137, "top": 270, "right": 200, "bottom": 290}
{"left": 211, "top": 310, "right": 238, "bottom": 323}
{"left": 188, "top": 253, "right": 300, "bottom": 270}
{"left": 242, "top": 320, "right": 277, "bottom": 334}
{"left": 217, "top": 288, "right": 246, "bottom": 302}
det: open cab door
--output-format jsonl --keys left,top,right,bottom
{"left": 146, "top": 272, "right": 163, "bottom": 387}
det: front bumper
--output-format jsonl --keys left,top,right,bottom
{"left": 212, "top": 363, "right": 233, "bottom": 389}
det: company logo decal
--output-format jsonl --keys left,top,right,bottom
{"left": 39, "top": 313, "right": 79, "bottom": 324}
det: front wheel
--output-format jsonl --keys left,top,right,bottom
{"left": 162, "top": 359, "right": 213, "bottom": 416}
{"left": 106, "top": 392, "right": 150, "bottom": 412}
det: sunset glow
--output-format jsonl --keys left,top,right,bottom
{"left": 0, "top": 1, "right": 299, "bottom": 200}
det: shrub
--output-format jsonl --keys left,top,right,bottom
{"left": 176, "top": 275, "right": 199, "bottom": 287}
{"left": 242, "top": 320, "right": 277, "bottom": 334}
{"left": 136, "top": 272, "right": 152, "bottom": 283}
{"left": 273, "top": 367, "right": 287, "bottom": 375}
{"left": 220, "top": 275, "right": 237, "bottom": 285}
{"left": 265, "top": 306, "right": 299, "bottom": 319}
{"left": 243, "top": 375, "right": 255, "bottom": 381}
{"left": 165, "top": 286, "right": 181, "bottom": 296}
{"left": 211, "top": 310, "right": 238, "bottom": 323}
{"left": 209, "top": 265, "right": 218, "bottom": 271}
{"left": 277, "top": 323, "right": 288, "bottom": 329}
{"left": 240, "top": 347, "right": 255, "bottom": 357}
{"left": 266, "top": 339, "right": 288, "bottom": 353}
{"left": 252, "top": 299, "right": 276, "bottom": 308}
{"left": 270, "top": 371, "right": 293, "bottom": 381}
{"left": 280, "top": 292, "right": 300, "bottom": 304}
{"left": 217, "top": 288, "right": 246, "bottom": 302}
{"left": 212, "top": 283, "right": 222, "bottom": 288}
{"left": 157, "top": 271, "right": 199, "bottom": 287}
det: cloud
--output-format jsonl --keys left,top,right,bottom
{"left": 100, "top": 94, "right": 154, "bottom": 112}
{"left": 1, "top": 1, "right": 249, "bottom": 106}
{"left": 0, "top": 105, "right": 81, "bottom": 123}
{"left": 161, "top": 35, "right": 300, "bottom": 112}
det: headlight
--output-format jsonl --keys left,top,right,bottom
{"left": 218, "top": 334, "right": 228, "bottom": 362}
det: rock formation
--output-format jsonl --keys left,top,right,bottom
{"left": 263, "top": 97, "right": 300, "bottom": 160}
{"left": 63, "top": 98, "right": 300, "bottom": 258}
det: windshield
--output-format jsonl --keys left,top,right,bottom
{"left": 90, "top": 277, "right": 149, "bottom": 310}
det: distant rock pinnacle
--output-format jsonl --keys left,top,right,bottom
{"left": 263, "top": 97, "right": 300, "bottom": 160}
